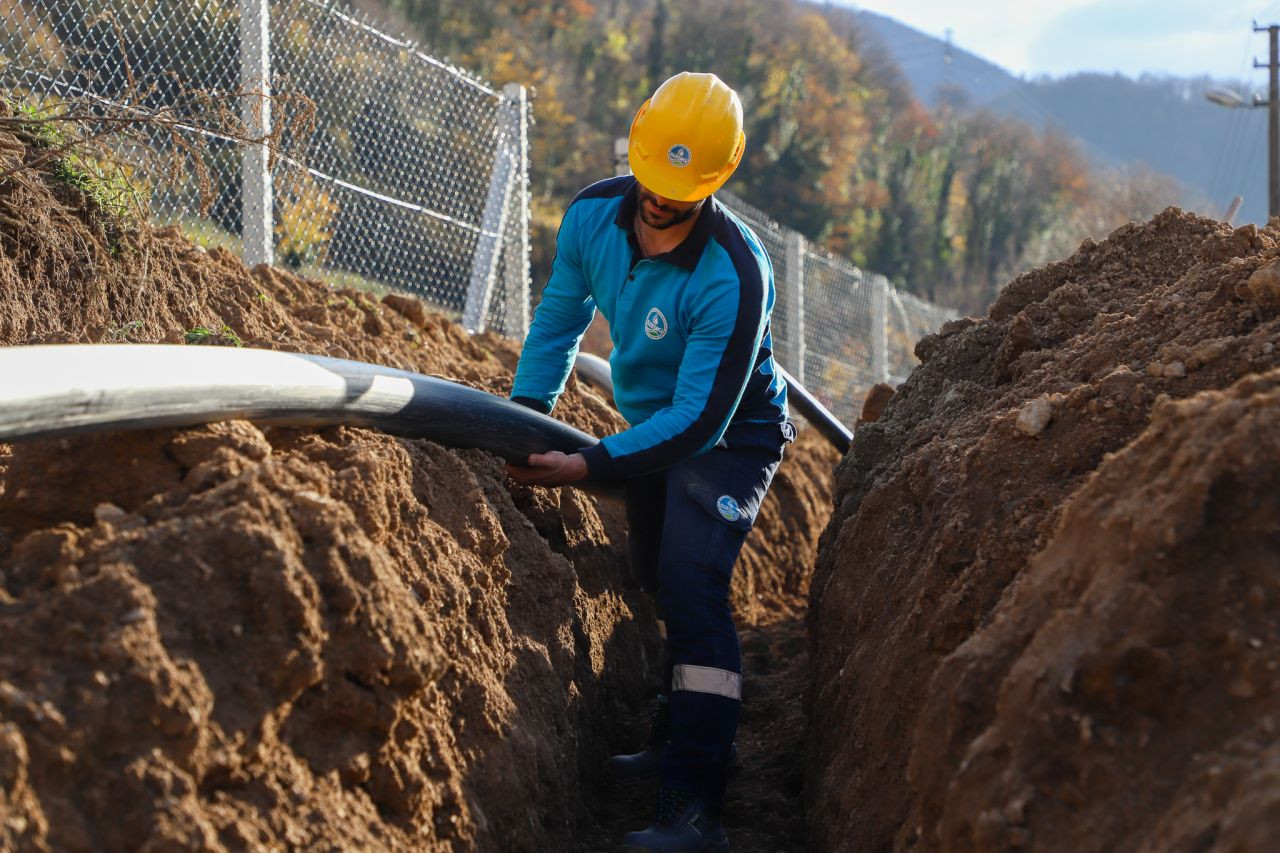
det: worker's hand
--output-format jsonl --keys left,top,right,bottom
{"left": 506, "top": 451, "right": 589, "bottom": 487}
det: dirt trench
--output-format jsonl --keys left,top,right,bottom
{"left": 14, "top": 106, "right": 1280, "bottom": 853}
{"left": 809, "top": 209, "right": 1280, "bottom": 850}
{"left": 0, "top": 124, "right": 836, "bottom": 851}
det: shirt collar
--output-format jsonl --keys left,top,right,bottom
{"left": 614, "top": 180, "right": 717, "bottom": 272}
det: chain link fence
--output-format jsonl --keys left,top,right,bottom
{"left": 719, "top": 191, "right": 957, "bottom": 424}
{"left": 1, "top": 0, "right": 955, "bottom": 423}
{"left": 0, "top": 0, "right": 530, "bottom": 338}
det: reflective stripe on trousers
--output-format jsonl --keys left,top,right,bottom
{"left": 672, "top": 664, "right": 742, "bottom": 700}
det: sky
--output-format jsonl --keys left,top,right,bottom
{"left": 845, "top": 0, "right": 1280, "bottom": 82}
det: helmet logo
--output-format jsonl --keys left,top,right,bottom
{"left": 716, "top": 495, "right": 741, "bottom": 522}
{"left": 645, "top": 307, "right": 668, "bottom": 340}
{"left": 667, "top": 144, "right": 692, "bottom": 168}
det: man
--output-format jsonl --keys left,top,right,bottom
{"left": 506, "top": 71, "right": 791, "bottom": 852}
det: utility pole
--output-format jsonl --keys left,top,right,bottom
{"left": 614, "top": 137, "right": 630, "bottom": 177}
{"left": 1255, "top": 22, "right": 1280, "bottom": 220}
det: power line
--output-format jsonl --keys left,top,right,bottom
{"left": 1208, "top": 23, "right": 1262, "bottom": 205}
{"left": 1217, "top": 108, "right": 1252, "bottom": 208}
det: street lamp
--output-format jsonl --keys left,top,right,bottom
{"left": 1206, "top": 23, "right": 1280, "bottom": 220}
{"left": 1205, "top": 86, "right": 1261, "bottom": 108}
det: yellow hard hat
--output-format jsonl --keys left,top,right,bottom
{"left": 628, "top": 72, "right": 746, "bottom": 202}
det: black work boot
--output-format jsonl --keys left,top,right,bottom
{"left": 608, "top": 694, "right": 745, "bottom": 782}
{"left": 620, "top": 788, "right": 730, "bottom": 852}
{"left": 608, "top": 695, "right": 744, "bottom": 781}
{"left": 607, "top": 694, "right": 671, "bottom": 780}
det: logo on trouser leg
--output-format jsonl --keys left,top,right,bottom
{"left": 716, "top": 495, "right": 740, "bottom": 522}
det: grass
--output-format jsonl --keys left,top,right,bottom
{"left": 13, "top": 100, "right": 144, "bottom": 229}
{"left": 106, "top": 320, "right": 144, "bottom": 342}
{"left": 50, "top": 155, "right": 137, "bottom": 222}
{"left": 183, "top": 325, "right": 243, "bottom": 347}
{"left": 16, "top": 101, "right": 65, "bottom": 148}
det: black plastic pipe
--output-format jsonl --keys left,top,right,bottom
{"left": 572, "top": 351, "right": 613, "bottom": 398}
{"left": 0, "top": 344, "right": 598, "bottom": 464}
{"left": 772, "top": 364, "right": 852, "bottom": 454}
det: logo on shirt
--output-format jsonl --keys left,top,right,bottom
{"left": 645, "top": 307, "right": 668, "bottom": 340}
{"left": 667, "top": 144, "right": 692, "bottom": 168}
{"left": 716, "top": 495, "right": 741, "bottom": 522}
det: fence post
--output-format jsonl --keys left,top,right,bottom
{"left": 462, "top": 89, "right": 519, "bottom": 333}
{"left": 871, "top": 273, "right": 890, "bottom": 384}
{"left": 784, "top": 232, "right": 806, "bottom": 384}
{"left": 239, "top": 0, "right": 273, "bottom": 267}
{"left": 614, "top": 137, "right": 630, "bottom": 176}
{"left": 502, "top": 83, "right": 531, "bottom": 341}
{"left": 886, "top": 285, "right": 914, "bottom": 384}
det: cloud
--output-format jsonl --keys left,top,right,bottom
{"left": 846, "top": 0, "right": 1276, "bottom": 79}
{"left": 847, "top": 1, "right": 1114, "bottom": 74}
{"left": 1029, "top": 0, "right": 1272, "bottom": 78}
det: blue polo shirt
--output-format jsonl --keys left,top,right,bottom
{"left": 511, "top": 175, "right": 788, "bottom": 480}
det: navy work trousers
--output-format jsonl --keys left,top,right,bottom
{"left": 624, "top": 423, "right": 787, "bottom": 805}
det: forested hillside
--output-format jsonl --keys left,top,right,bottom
{"left": 372, "top": 0, "right": 1182, "bottom": 313}
{"left": 855, "top": 9, "right": 1259, "bottom": 227}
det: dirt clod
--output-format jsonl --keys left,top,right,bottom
{"left": 858, "top": 383, "right": 896, "bottom": 426}
{"left": 1014, "top": 394, "right": 1052, "bottom": 435}
{"left": 1245, "top": 257, "right": 1280, "bottom": 307}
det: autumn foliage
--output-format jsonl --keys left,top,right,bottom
{"left": 383, "top": 0, "right": 1179, "bottom": 314}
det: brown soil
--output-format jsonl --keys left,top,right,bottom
{"left": 809, "top": 209, "right": 1280, "bottom": 850}
{"left": 0, "top": 124, "right": 835, "bottom": 851}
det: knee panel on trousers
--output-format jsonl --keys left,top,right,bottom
{"left": 658, "top": 560, "right": 741, "bottom": 676}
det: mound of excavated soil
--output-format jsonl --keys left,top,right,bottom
{"left": 0, "top": 122, "right": 834, "bottom": 851}
{"left": 808, "top": 209, "right": 1280, "bottom": 850}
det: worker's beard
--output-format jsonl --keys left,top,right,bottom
{"left": 638, "top": 191, "right": 703, "bottom": 230}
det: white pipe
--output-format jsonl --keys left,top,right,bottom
{"left": 0, "top": 345, "right": 597, "bottom": 464}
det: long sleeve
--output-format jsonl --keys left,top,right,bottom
{"left": 579, "top": 262, "right": 768, "bottom": 480}
{"left": 510, "top": 203, "right": 597, "bottom": 413}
